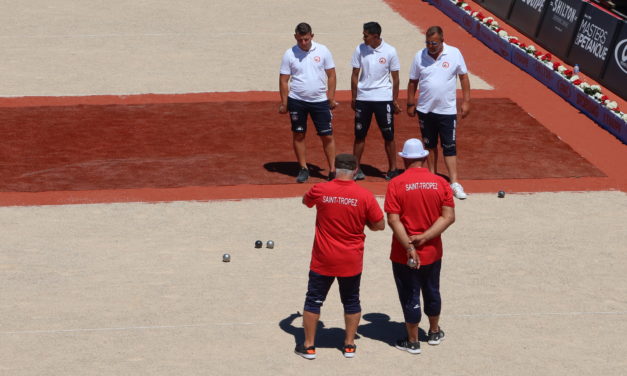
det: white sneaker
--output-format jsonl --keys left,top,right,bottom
{"left": 450, "top": 182, "right": 467, "bottom": 199}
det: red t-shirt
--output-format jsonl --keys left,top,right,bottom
{"left": 303, "top": 179, "right": 384, "bottom": 277}
{"left": 384, "top": 167, "right": 454, "bottom": 265}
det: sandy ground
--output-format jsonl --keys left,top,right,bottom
{"left": 1, "top": 0, "right": 491, "bottom": 96}
{"left": 1, "top": 191, "right": 626, "bottom": 375}
{"left": 1, "top": 0, "right": 626, "bottom": 375}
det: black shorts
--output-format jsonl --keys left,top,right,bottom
{"left": 287, "top": 97, "right": 333, "bottom": 136}
{"left": 354, "top": 100, "right": 394, "bottom": 141}
{"left": 392, "top": 260, "right": 442, "bottom": 324}
{"left": 303, "top": 270, "right": 362, "bottom": 314}
{"left": 417, "top": 111, "right": 457, "bottom": 156}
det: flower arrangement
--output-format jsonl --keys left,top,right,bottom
{"left": 451, "top": 0, "right": 627, "bottom": 122}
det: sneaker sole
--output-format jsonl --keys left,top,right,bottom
{"left": 343, "top": 352, "right": 355, "bottom": 358}
{"left": 294, "top": 351, "right": 316, "bottom": 360}
{"left": 394, "top": 345, "right": 421, "bottom": 354}
{"left": 428, "top": 336, "right": 445, "bottom": 345}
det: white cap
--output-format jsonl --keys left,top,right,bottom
{"left": 398, "top": 138, "right": 429, "bottom": 159}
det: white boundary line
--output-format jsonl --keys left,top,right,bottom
{"left": 2, "top": 310, "right": 626, "bottom": 335}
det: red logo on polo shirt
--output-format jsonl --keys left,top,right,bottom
{"left": 442, "top": 62, "right": 450, "bottom": 69}
{"left": 379, "top": 57, "right": 386, "bottom": 64}
{"left": 314, "top": 56, "right": 321, "bottom": 62}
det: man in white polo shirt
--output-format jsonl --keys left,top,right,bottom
{"left": 280, "top": 22, "right": 338, "bottom": 183}
{"left": 407, "top": 26, "right": 471, "bottom": 199}
{"left": 351, "top": 22, "right": 402, "bottom": 181}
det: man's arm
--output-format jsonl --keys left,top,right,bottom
{"left": 391, "top": 70, "right": 401, "bottom": 114}
{"left": 407, "top": 79, "right": 419, "bottom": 117}
{"left": 326, "top": 68, "right": 338, "bottom": 110}
{"left": 408, "top": 205, "right": 455, "bottom": 248}
{"left": 458, "top": 73, "right": 471, "bottom": 119}
{"left": 387, "top": 213, "right": 419, "bottom": 268}
{"left": 279, "top": 74, "right": 290, "bottom": 114}
{"left": 366, "top": 218, "right": 385, "bottom": 231}
{"left": 350, "top": 67, "right": 360, "bottom": 111}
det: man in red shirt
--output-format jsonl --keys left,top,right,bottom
{"left": 384, "top": 138, "right": 455, "bottom": 355}
{"left": 296, "top": 153, "right": 384, "bottom": 360}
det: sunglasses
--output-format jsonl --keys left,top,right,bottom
{"left": 425, "top": 41, "right": 440, "bottom": 46}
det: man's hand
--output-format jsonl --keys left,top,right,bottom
{"left": 393, "top": 101, "right": 402, "bottom": 114}
{"left": 351, "top": 99, "right": 357, "bottom": 111}
{"left": 461, "top": 100, "right": 470, "bottom": 119}
{"left": 409, "top": 233, "right": 429, "bottom": 248}
{"left": 407, "top": 247, "right": 420, "bottom": 269}
{"left": 278, "top": 103, "right": 288, "bottom": 114}
{"left": 329, "top": 99, "right": 339, "bottom": 110}
{"left": 407, "top": 103, "right": 416, "bottom": 117}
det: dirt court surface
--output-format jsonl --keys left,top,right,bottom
{"left": 1, "top": 192, "right": 626, "bottom": 375}
{"left": 1, "top": 0, "right": 627, "bottom": 375}
{"left": 0, "top": 96, "right": 603, "bottom": 192}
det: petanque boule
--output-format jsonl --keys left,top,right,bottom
{"left": 222, "top": 253, "right": 231, "bottom": 262}
{"left": 255, "top": 240, "right": 263, "bottom": 248}
{"left": 266, "top": 240, "right": 275, "bottom": 249}
{"left": 407, "top": 258, "right": 417, "bottom": 268}
{"left": 498, "top": 190, "right": 506, "bottom": 198}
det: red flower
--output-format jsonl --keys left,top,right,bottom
{"left": 486, "top": 19, "right": 493, "bottom": 25}
{"left": 520, "top": 43, "right": 527, "bottom": 48}
{"left": 534, "top": 51, "right": 542, "bottom": 57}
{"left": 601, "top": 95, "right": 609, "bottom": 101}
{"left": 564, "top": 70, "right": 573, "bottom": 77}
{"left": 614, "top": 107, "right": 621, "bottom": 112}
{"left": 573, "top": 79, "right": 582, "bottom": 85}
{"left": 553, "top": 62, "right": 561, "bottom": 70}
{"left": 495, "top": 27, "right": 502, "bottom": 32}
{"left": 477, "top": 12, "right": 485, "bottom": 19}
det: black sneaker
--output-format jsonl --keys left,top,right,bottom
{"left": 327, "top": 171, "right": 336, "bottom": 181}
{"left": 294, "top": 344, "right": 316, "bottom": 359}
{"left": 354, "top": 169, "right": 365, "bottom": 180}
{"left": 385, "top": 169, "right": 402, "bottom": 181}
{"left": 342, "top": 344, "right": 356, "bottom": 358}
{"left": 296, "top": 168, "right": 309, "bottom": 183}
{"left": 395, "top": 338, "right": 421, "bottom": 354}
{"left": 428, "top": 328, "right": 445, "bottom": 345}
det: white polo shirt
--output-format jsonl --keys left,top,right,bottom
{"left": 280, "top": 41, "right": 335, "bottom": 103}
{"left": 351, "top": 40, "right": 400, "bottom": 101}
{"left": 409, "top": 43, "right": 468, "bottom": 115}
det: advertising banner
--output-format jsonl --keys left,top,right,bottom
{"left": 601, "top": 21, "right": 627, "bottom": 100}
{"left": 567, "top": 4, "right": 621, "bottom": 80}
{"left": 481, "top": 0, "right": 516, "bottom": 20}
{"left": 536, "top": 0, "right": 586, "bottom": 61}
{"left": 508, "top": 0, "right": 549, "bottom": 38}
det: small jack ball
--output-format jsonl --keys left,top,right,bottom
{"left": 255, "top": 240, "right": 263, "bottom": 248}
{"left": 222, "top": 253, "right": 231, "bottom": 262}
{"left": 498, "top": 190, "right": 505, "bottom": 198}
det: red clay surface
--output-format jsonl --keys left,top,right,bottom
{"left": 1, "top": 0, "right": 626, "bottom": 206}
{"left": 0, "top": 94, "right": 603, "bottom": 192}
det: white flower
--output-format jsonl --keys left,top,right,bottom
{"left": 491, "top": 21, "right": 499, "bottom": 28}
{"left": 594, "top": 93, "right": 603, "bottom": 100}
{"left": 527, "top": 45, "right": 536, "bottom": 52}
{"left": 569, "top": 75, "right": 580, "bottom": 82}
{"left": 557, "top": 66, "right": 567, "bottom": 73}
{"left": 622, "top": 113, "right": 627, "bottom": 122}
{"left": 580, "top": 82, "right": 590, "bottom": 89}
{"left": 498, "top": 30, "right": 508, "bottom": 38}
{"left": 471, "top": 11, "right": 479, "bottom": 17}
{"left": 607, "top": 101, "right": 618, "bottom": 109}
{"left": 482, "top": 17, "right": 494, "bottom": 23}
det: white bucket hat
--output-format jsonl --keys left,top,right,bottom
{"left": 398, "top": 138, "right": 429, "bottom": 159}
